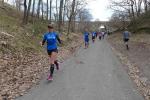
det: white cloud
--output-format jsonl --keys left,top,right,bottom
{"left": 87, "top": 0, "right": 113, "bottom": 21}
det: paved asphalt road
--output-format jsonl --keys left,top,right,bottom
{"left": 16, "top": 40, "right": 144, "bottom": 100}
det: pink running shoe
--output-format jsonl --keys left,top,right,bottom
{"left": 47, "top": 74, "right": 53, "bottom": 81}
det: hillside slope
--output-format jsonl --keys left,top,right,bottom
{"left": 108, "top": 11, "right": 150, "bottom": 99}
{"left": 128, "top": 11, "right": 150, "bottom": 33}
{"left": 0, "top": 3, "right": 83, "bottom": 100}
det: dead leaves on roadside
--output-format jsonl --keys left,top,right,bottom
{"left": 0, "top": 36, "right": 83, "bottom": 100}
{"left": 112, "top": 47, "right": 150, "bottom": 100}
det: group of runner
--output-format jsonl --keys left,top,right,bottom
{"left": 41, "top": 24, "right": 130, "bottom": 81}
{"left": 41, "top": 25, "right": 107, "bottom": 81}
{"left": 84, "top": 29, "right": 107, "bottom": 49}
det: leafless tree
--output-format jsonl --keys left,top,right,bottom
{"left": 49, "top": 0, "right": 52, "bottom": 23}
{"left": 58, "top": 0, "right": 64, "bottom": 32}
{"left": 46, "top": 0, "right": 49, "bottom": 21}
{"left": 1, "top": 0, "right": 4, "bottom": 6}
{"left": 135, "top": 0, "right": 142, "bottom": 16}
{"left": 143, "top": 0, "right": 148, "bottom": 12}
{"left": 15, "top": 0, "right": 23, "bottom": 11}
{"left": 67, "top": 0, "right": 76, "bottom": 36}
{"left": 63, "top": 0, "right": 67, "bottom": 23}
{"left": 55, "top": 0, "right": 59, "bottom": 22}
{"left": 23, "top": 0, "right": 27, "bottom": 24}
{"left": 26, "top": 0, "right": 32, "bottom": 22}
{"left": 78, "top": 8, "right": 93, "bottom": 32}
{"left": 41, "top": 0, "right": 44, "bottom": 20}
{"left": 110, "top": 0, "right": 150, "bottom": 19}
{"left": 37, "top": 0, "right": 42, "bottom": 18}
{"left": 110, "top": 0, "right": 135, "bottom": 19}
{"left": 31, "top": 0, "right": 35, "bottom": 17}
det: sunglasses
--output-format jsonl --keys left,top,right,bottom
{"left": 48, "top": 26, "right": 54, "bottom": 29}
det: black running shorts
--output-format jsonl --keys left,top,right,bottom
{"left": 92, "top": 36, "right": 95, "bottom": 40}
{"left": 47, "top": 48, "right": 58, "bottom": 56}
{"left": 124, "top": 38, "right": 129, "bottom": 42}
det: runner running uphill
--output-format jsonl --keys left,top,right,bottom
{"left": 83, "top": 29, "right": 89, "bottom": 49}
{"left": 42, "top": 24, "right": 62, "bottom": 81}
{"left": 123, "top": 28, "right": 130, "bottom": 50}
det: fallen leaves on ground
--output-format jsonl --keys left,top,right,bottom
{"left": 111, "top": 47, "right": 150, "bottom": 100}
{"left": 0, "top": 35, "right": 83, "bottom": 100}
{"left": 108, "top": 33, "right": 150, "bottom": 100}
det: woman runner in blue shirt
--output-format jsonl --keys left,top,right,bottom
{"left": 42, "top": 24, "right": 62, "bottom": 81}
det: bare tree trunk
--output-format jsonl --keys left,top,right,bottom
{"left": 23, "top": 0, "right": 27, "bottom": 24}
{"left": 2, "top": 0, "right": 4, "bottom": 3}
{"left": 67, "top": 18, "right": 72, "bottom": 36}
{"left": 41, "top": 0, "right": 44, "bottom": 20}
{"left": 148, "top": 0, "right": 150, "bottom": 10}
{"left": 130, "top": 0, "right": 135, "bottom": 19}
{"left": 15, "top": 0, "right": 20, "bottom": 11}
{"left": 1, "top": 0, "right": 4, "bottom": 6}
{"left": 78, "top": 12, "right": 82, "bottom": 32}
{"left": 63, "top": 0, "right": 67, "bottom": 23}
{"left": 128, "top": 9, "right": 132, "bottom": 19}
{"left": 16, "top": 0, "right": 22, "bottom": 11}
{"left": 49, "top": 0, "right": 52, "bottom": 24}
{"left": 133, "top": 0, "right": 138, "bottom": 16}
{"left": 26, "top": 0, "right": 32, "bottom": 23}
{"left": 71, "top": 15, "right": 75, "bottom": 32}
{"left": 137, "top": 0, "right": 142, "bottom": 16}
{"left": 54, "top": 14, "right": 57, "bottom": 22}
{"left": 46, "top": 0, "right": 49, "bottom": 21}
{"left": 19, "top": 1, "right": 22, "bottom": 11}
{"left": 58, "top": 0, "right": 64, "bottom": 32}
{"left": 67, "top": 0, "right": 75, "bottom": 36}
{"left": 143, "top": 0, "right": 148, "bottom": 12}
{"left": 131, "top": 5, "right": 135, "bottom": 18}
{"left": 37, "top": 0, "right": 42, "bottom": 18}
{"left": 32, "top": 0, "right": 35, "bottom": 17}
{"left": 56, "top": 0, "right": 59, "bottom": 22}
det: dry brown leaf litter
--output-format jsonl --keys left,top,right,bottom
{"left": 111, "top": 47, "right": 150, "bottom": 100}
{"left": 0, "top": 36, "right": 83, "bottom": 100}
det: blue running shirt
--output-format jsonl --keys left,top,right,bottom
{"left": 92, "top": 32, "right": 96, "bottom": 37}
{"left": 43, "top": 32, "right": 59, "bottom": 50}
{"left": 84, "top": 32, "right": 89, "bottom": 40}
{"left": 123, "top": 31, "right": 130, "bottom": 39}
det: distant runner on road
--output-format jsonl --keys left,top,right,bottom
{"left": 102, "top": 31, "right": 105, "bottom": 39}
{"left": 41, "top": 24, "right": 62, "bottom": 81}
{"left": 95, "top": 31, "right": 98, "bottom": 38}
{"left": 123, "top": 28, "right": 131, "bottom": 50}
{"left": 83, "top": 29, "right": 89, "bottom": 49}
{"left": 98, "top": 32, "right": 102, "bottom": 40}
{"left": 92, "top": 32, "right": 96, "bottom": 43}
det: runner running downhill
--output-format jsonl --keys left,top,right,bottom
{"left": 83, "top": 29, "right": 89, "bottom": 49}
{"left": 123, "top": 28, "right": 131, "bottom": 50}
{"left": 41, "top": 24, "right": 62, "bottom": 81}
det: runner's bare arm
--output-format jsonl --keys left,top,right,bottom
{"left": 56, "top": 35, "right": 62, "bottom": 44}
